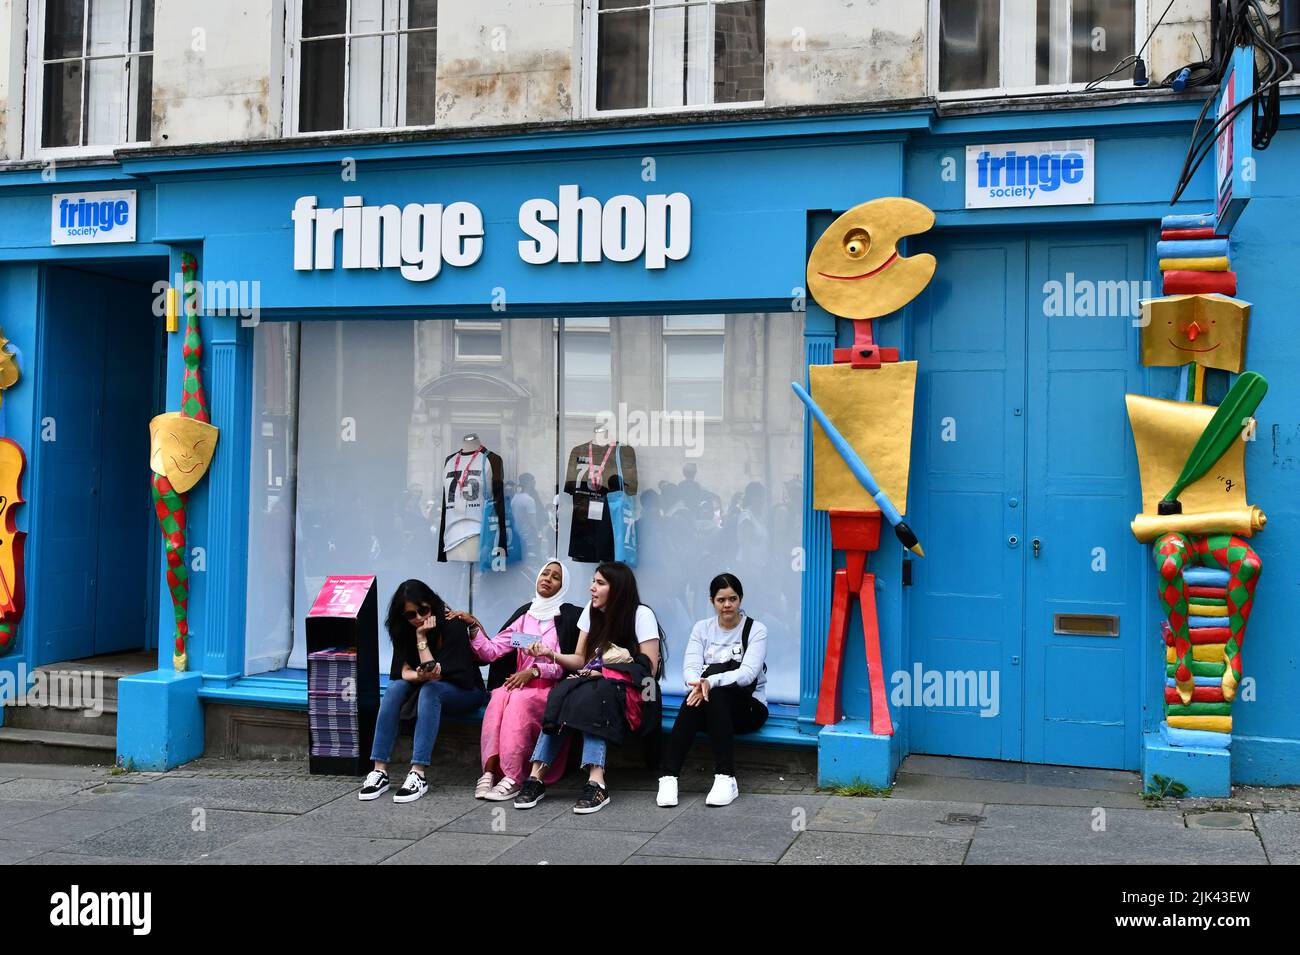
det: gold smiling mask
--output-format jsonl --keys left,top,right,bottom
{"left": 806, "top": 198, "right": 938, "bottom": 319}
{"left": 1140, "top": 294, "right": 1250, "bottom": 374}
{"left": 149, "top": 413, "right": 219, "bottom": 493}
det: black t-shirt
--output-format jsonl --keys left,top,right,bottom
{"left": 388, "top": 616, "right": 485, "bottom": 692}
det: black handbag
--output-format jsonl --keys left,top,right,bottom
{"left": 700, "top": 617, "right": 762, "bottom": 696}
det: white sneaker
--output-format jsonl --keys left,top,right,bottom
{"left": 705, "top": 774, "right": 739, "bottom": 807}
{"left": 393, "top": 769, "right": 428, "bottom": 803}
{"left": 656, "top": 775, "right": 679, "bottom": 808}
{"left": 474, "top": 771, "right": 497, "bottom": 799}
{"left": 484, "top": 776, "right": 521, "bottom": 801}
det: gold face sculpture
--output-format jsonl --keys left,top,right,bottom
{"left": 806, "top": 197, "right": 938, "bottom": 319}
{"left": 149, "top": 413, "right": 219, "bottom": 493}
{"left": 1140, "top": 294, "right": 1250, "bottom": 374}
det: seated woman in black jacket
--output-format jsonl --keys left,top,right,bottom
{"left": 513, "top": 561, "right": 662, "bottom": 816}
{"left": 358, "top": 580, "right": 488, "bottom": 804}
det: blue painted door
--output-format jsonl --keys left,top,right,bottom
{"left": 1023, "top": 234, "right": 1145, "bottom": 769}
{"left": 908, "top": 228, "right": 1145, "bottom": 769}
{"left": 909, "top": 235, "right": 1027, "bottom": 761}
{"left": 35, "top": 267, "right": 160, "bottom": 664}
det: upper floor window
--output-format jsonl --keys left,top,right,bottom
{"left": 587, "top": 0, "right": 764, "bottom": 114}
{"left": 663, "top": 313, "right": 724, "bottom": 417}
{"left": 31, "top": 0, "right": 154, "bottom": 151}
{"left": 292, "top": 0, "right": 437, "bottom": 133}
{"left": 936, "top": 0, "right": 1139, "bottom": 94}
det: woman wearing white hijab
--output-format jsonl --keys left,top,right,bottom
{"left": 451, "top": 560, "right": 581, "bottom": 801}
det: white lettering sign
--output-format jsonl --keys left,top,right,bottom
{"left": 293, "top": 186, "right": 691, "bottom": 281}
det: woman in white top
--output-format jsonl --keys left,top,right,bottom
{"left": 657, "top": 572, "right": 767, "bottom": 809}
{"left": 514, "top": 561, "right": 662, "bottom": 815}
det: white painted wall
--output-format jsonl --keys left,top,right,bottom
{"left": 766, "top": 0, "right": 927, "bottom": 106}
{"left": 151, "top": 0, "right": 283, "bottom": 146}
{"left": 435, "top": 0, "right": 577, "bottom": 127}
{"left": 0, "top": 0, "right": 24, "bottom": 160}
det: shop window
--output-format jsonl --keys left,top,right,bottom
{"left": 30, "top": 0, "right": 154, "bottom": 151}
{"left": 936, "top": 0, "right": 1138, "bottom": 94}
{"left": 292, "top": 0, "right": 438, "bottom": 134}
{"left": 245, "top": 312, "right": 805, "bottom": 707}
{"left": 453, "top": 319, "right": 503, "bottom": 362}
{"left": 663, "top": 314, "right": 723, "bottom": 418}
{"left": 588, "top": 0, "right": 765, "bottom": 114}
{"left": 562, "top": 317, "right": 613, "bottom": 416}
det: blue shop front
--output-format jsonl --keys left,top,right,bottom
{"left": 0, "top": 96, "right": 1296, "bottom": 795}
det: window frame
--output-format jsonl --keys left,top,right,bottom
{"left": 927, "top": 0, "right": 1148, "bottom": 99}
{"left": 452, "top": 318, "right": 505, "bottom": 363}
{"left": 24, "top": 0, "right": 155, "bottom": 158}
{"left": 283, "top": 0, "right": 439, "bottom": 137}
{"left": 559, "top": 316, "right": 616, "bottom": 418}
{"left": 662, "top": 313, "right": 725, "bottom": 421}
{"left": 580, "top": 0, "right": 766, "bottom": 119}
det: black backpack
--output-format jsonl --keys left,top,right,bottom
{"left": 700, "top": 617, "right": 764, "bottom": 696}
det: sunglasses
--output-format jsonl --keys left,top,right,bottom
{"left": 403, "top": 605, "right": 434, "bottom": 622}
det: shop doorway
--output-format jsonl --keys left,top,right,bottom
{"left": 906, "top": 227, "right": 1147, "bottom": 770}
{"left": 33, "top": 262, "right": 165, "bottom": 666}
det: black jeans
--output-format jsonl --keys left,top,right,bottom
{"left": 662, "top": 684, "right": 768, "bottom": 776}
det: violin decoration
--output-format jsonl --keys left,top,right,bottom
{"left": 0, "top": 328, "right": 26, "bottom": 656}
{"left": 150, "top": 253, "right": 219, "bottom": 672}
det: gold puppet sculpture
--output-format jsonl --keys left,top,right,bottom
{"left": 1127, "top": 290, "right": 1264, "bottom": 747}
{"left": 799, "top": 196, "right": 936, "bottom": 734}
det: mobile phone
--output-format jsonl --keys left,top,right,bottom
{"left": 418, "top": 659, "right": 438, "bottom": 673}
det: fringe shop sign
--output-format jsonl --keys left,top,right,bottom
{"left": 292, "top": 185, "right": 692, "bottom": 282}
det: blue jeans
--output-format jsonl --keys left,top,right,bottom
{"left": 532, "top": 727, "right": 606, "bottom": 769}
{"left": 371, "top": 678, "right": 487, "bottom": 766}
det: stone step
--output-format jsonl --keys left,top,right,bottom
{"left": 0, "top": 726, "right": 117, "bottom": 767}
{"left": 31, "top": 666, "right": 125, "bottom": 702}
{"left": 2, "top": 698, "right": 118, "bottom": 736}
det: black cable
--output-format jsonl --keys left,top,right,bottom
{"left": 1169, "top": 0, "right": 1287, "bottom": 205}
{"left": 1084, "top": 0, "right": 1178, "bottom": 90}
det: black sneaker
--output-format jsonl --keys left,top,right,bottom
{"left": 573, "top": 781, "right": 610, "bottom": 814}
{"left": 358, "top": 769, "right": 389, "bottom": 801}
{"left": 514, "top": 777, "right": 547, "bottom": 809}
{"left": 392, "top": 769, "right": 428, "bottom": 803}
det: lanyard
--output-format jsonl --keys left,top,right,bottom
{"left": 453, "top": 447, "right": 482, "bottom": 491}
{"left": 587, "top": 442, "right": 613, "bottom": 489}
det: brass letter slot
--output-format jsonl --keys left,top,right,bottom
{"left": 1053, "top": 613, "right": 1119, "bottom": 637}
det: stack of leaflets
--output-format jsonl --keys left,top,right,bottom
{"left": 308, "top": 648, "right": 359, "bottom": 758}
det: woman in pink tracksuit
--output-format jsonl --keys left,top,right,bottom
{"left": 450, "top": 561, "right": 577, "bottom": 801}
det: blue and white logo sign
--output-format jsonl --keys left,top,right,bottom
{"left": 50, "top": 190, "right": 137, "bottom": 245}
{"left": 965, "top": 140, "right": 1094, "bottom": 209}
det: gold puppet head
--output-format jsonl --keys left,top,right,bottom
{"left": 0, "top": 328, "right": 20, "bottom": 399}
{"left": 806, "top": 197, "right": 938, "bottom": 319}
{"left": 149, "top": 413, "right": 219, "bottom": 493}
{"left": 1140, "top": 294, "right": 1250, "bottom": 374}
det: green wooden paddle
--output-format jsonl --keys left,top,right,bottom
{"left": 1159, "top": 371, "right": 1268, "bottom": 514}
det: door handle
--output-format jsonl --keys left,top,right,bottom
{"left": 1007, "top": 535, "right": 1019, "bottom": 548}
{"left": 1032, "top": 538, "right": 1041, "bottom": 558}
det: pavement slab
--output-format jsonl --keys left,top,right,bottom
{"left": 285, "top": 789, "right": 484, "bottom": 841}
{"left": 57, "top": 805, "right": 295, "bottom": 862}
{"left": 636, "top": 793, "right": 827, "bottom": 863}
{"left": 199, "top": 829, "right": 411, "bottom": 865}
{"left": 148, "top": 775, "right": 359, "bottom": 814}
{"left": 492, "top": 827, "right": 653, "bottom": 865}
{"left": 0, "top": 808, "right": 145, "bottom": 848}
{"left": 807, "top": 796, "right": 883, "bottom": 833}
{"left": 382, "top": 831, "right": 523, "bottom": 865}
{"left": 544, "top": 790, "right": 701, "bottom": 833}
{"left": 891, "top": 772, "right": 1148, "bottom": 808}
{"left": 0, "top": 839, "right": 49, "bottom": 863}
{"left": 1254, "top": 811, "right": 1300, "bottom": 865}
{"left": 0, "top": 777, "right": 103, "bottom": 800}
{"left": 439, "top": 791, "right": 576, "bottom": 836}
{"left": 0, "top": 798, "right": 65, "bottom": 828}
{"left": 20, "top": 851, "right": 164, "bottom": 866}
{"left": 780, "top": 831, "right": 970, "bottom": 865}
{"left": 966, "top": 804, "right": 1268, "bottom": 865}
{"left": 866, "top": 798, "right": 987, "bottom": 840}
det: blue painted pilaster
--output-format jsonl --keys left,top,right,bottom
{"left": 798, "top": 306, "right": 835, "bottom": 732}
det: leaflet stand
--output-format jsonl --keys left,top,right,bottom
{"left": 306, "top": 575, "right": 380, "bottom": 776}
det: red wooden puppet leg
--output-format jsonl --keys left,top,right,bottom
{"left": 857, "top": 572, "right": 894, "bottom": 737}
{"left": 816, "top": 569, "right": 852, "bottom": 726}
